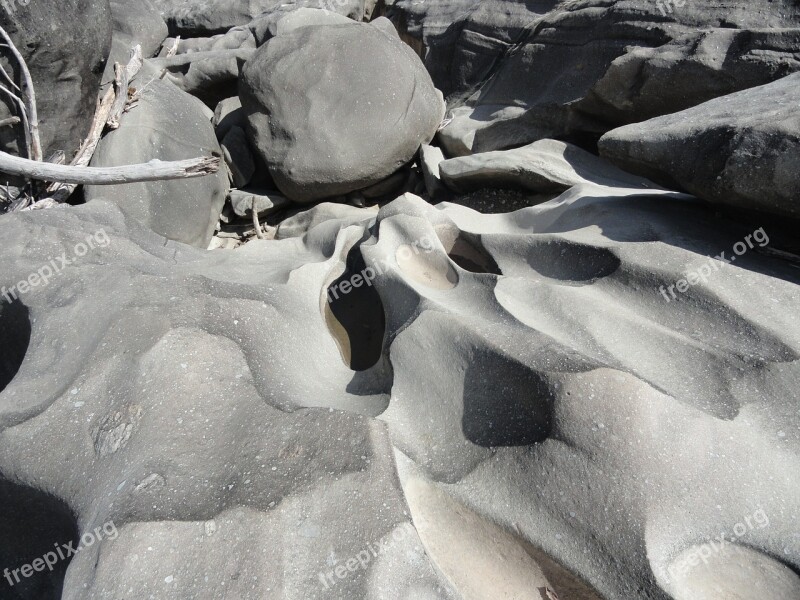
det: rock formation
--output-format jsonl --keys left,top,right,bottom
{"left": 0, "top": 2, "right": 798, "bottom": 600}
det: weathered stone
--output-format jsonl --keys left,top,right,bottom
{"left": 86, "top": 64, "right": 228, "bottom": 247}
{"left": 599, "top": 73, "right": 800, "bottom": 219}
{"left": 240, "top": 15, "right": 444, "bottom": 202}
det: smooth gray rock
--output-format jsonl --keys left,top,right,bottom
{"left": 110, "top": 0, "right": 168, "bottom": 58}
{"left": 579, "top": 28, "right": 800, "bottom": 126}
{"left": 103, "top": 0, "right": 169, "bottom": 93}
{"left": 272, "top": 6, "right": 352, "bottom": 35}
{"left": 419, "top": 144, "right": 447, "bottom": 200}
{"left": 152, "top": 0, "right": 276, "bottom": 35}
{"left": 86, "top": 65, "right": 228, "bottom": 248}
{"left": 149, "top": 48, "right": 254, "bottom": 107}
{"left": 166, "top": 26, "right": 256, "bottom": 55}
{"left": 1, "top": 188, "right": 799, "bottom": 598}
{"left": 369, "top": 16, "right": 400, "bottom": 40}
{"left": 213, "top": 96, "right": 245, "bottom": 141}
{"left": 440, "top": 139, "right": 659, "bottom": 194}
{"left": 246, "top": 1, "right": 366, "bottom": 44}
{"left": 599, "top": 73, "right": 800, "bottom": 219}
{"left": 0, "top": 0, "right": 111, "bottom": 164}
{"left": 240, "top": 17, "right": 444, "bottom": 202}
{"left": 376, "top": 0, "right": 535, "bottom": 97}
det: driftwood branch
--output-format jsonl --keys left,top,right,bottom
{"left": 252, "top": 196, "right": 266, "bottom": 239}
{"left": 0, "top": 62, "right": 19, "bottom": 93}
{"left": 107, "top": 45, "right": 143, "bottom": 130}
{"left": 26, "top": 83, "right": 114, "bottom": 209}
{"left": 165, "top": 36, "right": 180, "bottom": 58}
{"left": 0, "top": 25, "right": 41, "bottom": 161}
{"left": 0, "top": 40, "right": 219, "bottom": 212}
{"left": 35, "top": 87, "right": 117, "bottom": 206}
{"left": 73, "top": 87, "right": 116, "bottom": 167}
{"left": 0, "top": 82, "right": 31, "bottom": 155}
{"left": 0, "top": 150, "right": 220, "bottom": 185}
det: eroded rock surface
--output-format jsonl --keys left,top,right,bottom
{"left": 1, "top": 184, "right": 798, "bottom": 599}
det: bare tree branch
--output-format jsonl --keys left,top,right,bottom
{"left": 0, "top": 62, "right": 19, "bottom": 92}
{"left": 165, "top": 36, "right": 180, "bottom": 58}
{"left": 36, "top": 87, "right": 116, "bottom": 205}
{"left": 107, "top": 45, "right": 143, "bottom": 130}
{"left": 0, "top": 24, "right": 42, "bottom": 161}
{"left": 252, "top": 196, "right": 266, "bottom": 239}
{"left": 0, "top": 82, "right": 31, "bottom": 156}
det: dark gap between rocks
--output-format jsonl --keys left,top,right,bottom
{"left": 0, "top": 298, "right": 31, "bottom": 393}
{"left": 0, "top": 478, "right": 79, "bottom": 599}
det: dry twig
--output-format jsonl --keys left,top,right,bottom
{"left": 0, "top": 82, "right": 31, "bottom": 155}
{"left": 165, "top": 36, "right": 180, "bottom": 58}
{"left": 0, "top": 25, "right": 41, "bottom": 161}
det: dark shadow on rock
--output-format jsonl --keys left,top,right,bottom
{"left": 324, "top": 246, "right": 386, "bottom": 372}
{"left": 447, "top": 232, "right": 503, "bottom": 275}
{"left": 527, "top": 240, "right": 620, "bottom": 283}
{"left": 0, "top": 478, "right": 79, "bottom": 599}
{"left": 0, "top": 298, "right": 31, "bottom": 394}
{"left": 462, "top": 351, "right": 553, "bottom": 447}
{"left": 538, "top": 193, "right": 800, "bottom": 287}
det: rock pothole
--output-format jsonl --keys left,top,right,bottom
{"left": 324, "top": 246, "right": 386, "bottom": 371}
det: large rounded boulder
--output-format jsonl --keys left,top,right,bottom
{"left": 86, "top": 64, "right": 228, "bottom": 248}
{"left": 240, "top": 16, "right": 444, "bottom": 203}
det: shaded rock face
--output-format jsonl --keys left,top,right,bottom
{"left": 240, "top": 18, "right": 444, "bottom": 203}
{"left": 385, "top": 0, "right": 800, "bottom": 154}
{"left": 579, "top": 28, "right": 800, "bottom": 126}
{"left": 86, "top": 65, "right": 228, "bottom": 248}
{"left": 0, "top": 0, "right": 111, "bottom": 160}
{"left": 599, "top": 73, "right": 800, "bottom": 219}
{"left": 152, "top": 0, "right": 366, "bottom": 36}
{"left": 377, "top": 0, "right": 552, "bottom": 97}
{"left": 0, "top": 187, "right": 798, "bottom": 598}
{"left": 110, "top": 0, "right": 168, "bottom": 58}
